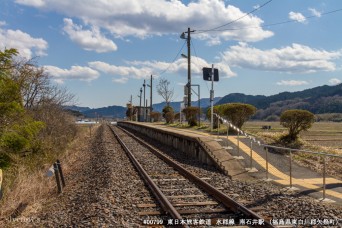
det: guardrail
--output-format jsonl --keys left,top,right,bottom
{"left": 213, "top": 113, "right": 342, "bottom": 201}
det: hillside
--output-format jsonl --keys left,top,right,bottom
{"left": 82, "top": 106, "right": 127, "bottom": 118}
{"left": 216, "top": 84, "right": 342, "bottom": 120}
{"left": 152, "top": 97, "right": 222, "bottom": 113}
{"left": 67, "top": 84, "right": 342, "bottom": 120}
{"left": 64, "top": 105, "right": 91, "bottom": 112}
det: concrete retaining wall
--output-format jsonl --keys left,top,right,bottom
{"left": 117, "top": 121, "right": 251, "bottom": 180}
{"left": 118, "top": 122, "right": 217, "bottom": 168}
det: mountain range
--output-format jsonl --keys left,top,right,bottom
{"left": 66, "top": 83, "right": 342, "bottom": 120}
{"left": 216, "top": 83, "right": 342, "bottom": 120}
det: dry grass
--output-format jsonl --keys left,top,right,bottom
{"left": 244, "top": 121, "right": 342, "bottom": 152}
{"left": 0, "top": 124, "right": 97, "bottom": 226}
{"left": 243, "top": 121, "right": 342, "bottom": 179}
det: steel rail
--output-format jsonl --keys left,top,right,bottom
{"left": 108, "top": 125, "right": 186, "bottom": 227}
{"left": 118, "top": 126, "right": 274, "bottom": 228}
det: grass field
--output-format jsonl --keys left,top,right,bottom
{"left": 243, "top": 121, "right": 342, "bottom": 150}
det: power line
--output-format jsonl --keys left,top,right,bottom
{"left": 191, "top": 39, "right": 210, "bottom": 93}
{"left": 199, "top": 8, "right": 342, "bottom": 33}
{"left": 157, "top": 40, "right": 186, "bottom": 76}
{"left": 195, "top": 0, "right": 274, "bottom": 34}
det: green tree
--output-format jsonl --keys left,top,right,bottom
{"left": 280, "top": 109, "right": 315, "bottom": 142}
{"left": 182, "top": 106, "right": 199, "bottom": 126}
{"left": 0, "top": 49, "right": 45, "bottom": 155}
{"left": 1, "top": 49, "right": 24, "bottom": 133}
{"left": 221, "top": 103, "right": 257, "bottom": 129}
{"left": 0, "top": 48, "right": 18, "bottom": 73}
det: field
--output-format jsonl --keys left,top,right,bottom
{"left": 243, "top": 121, "right": 342, "bottom": 152}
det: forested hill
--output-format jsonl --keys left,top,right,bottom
{"left": 152, "top": 97, "right": 223, "bottom": 113}
{"left": 82, "top": 106, "right": 127, "bottom": 118}
{"left": 67, "top": 84, "right": 342, "bottom": 120}
{"left": 216, "top": 84, "right": 342, "bottom": 120}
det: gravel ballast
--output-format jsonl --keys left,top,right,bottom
{"left": 21, "top": 124, "right": 341, "bottom": 227}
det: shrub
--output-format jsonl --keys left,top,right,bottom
{"left": 280, "top": 109, "right": 315, "bottom": 143}
{"left": 182, "top": 107, "right": 200, "bottom": 126}
{"left": 150, "top": 111, "right": 161, "bottom": 122}
{"left": 164, "top": 111, "right": 174, "bottom": 124}
{"left": 221, "top": 103, "right": 257, "bottom": 128}
{"left": 206, "top": 106, "right": 220, "bottom": 129}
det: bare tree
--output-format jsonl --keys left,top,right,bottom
{"left": 9, "top": 57, "right": 75, "bottom": 108}
{"left": 156, "top": 77, "right": 174, "bottom": 106}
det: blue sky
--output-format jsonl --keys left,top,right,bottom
{"left": 1, "top": 0, "right": 342, "bottom": 108}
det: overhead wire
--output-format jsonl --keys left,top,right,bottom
{"left": 157, "top": 40, "right": 186, "bottom": 76}
{"left": 196, "top": 8, "right": 342, "bottom": 33}
{"left": 195, "top": 0, "right": 274, "bottom": 34}
{"left": 191, "top": 39, "right": 210, "bottom": 93}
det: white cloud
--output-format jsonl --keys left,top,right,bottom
{"left": 0, "top": 24, "right": 48, "bottom": 59}
{"left": 220, "top": 42, "right": 342, "bottom": 74}
{"left": 63, "top": 18, "right": 117, "bottom": 53}
{"left": 88, "top": 56, "right": 236, "bottom": 84}
{"left": 328, "top": 78, "right": 341, "bottom": 85}
{"left": 15, "top": 0, "right": 273, "bottom": 44}
{"left": 88, "top": 61, "right": 151, "bottom": 80}
{"left": 127, "top": 56, "right": 236, "bottom": 78}
{"left": 15, "top": 0, "right": 45, "bottom": 7}
{"left": 44, "top": 65, "right": 100, "bottom": 83}
{"left": 276, "top": 80, "right": 309, "bottom": 86}
{"left": 113, "top": 78, "right": 129, "bottom": 84}
{"left": 309, "top": 8, "right": 321, "bottom": 17}
{"left": 289, "top": 11, "right": 306, "bottom": 23}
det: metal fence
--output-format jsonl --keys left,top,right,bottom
{"left": 213, "top": 113, "right": 342, "bottom": 201}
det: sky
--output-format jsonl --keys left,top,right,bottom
{"left": 1, "top": 0, "right": 342, "bottom": 108}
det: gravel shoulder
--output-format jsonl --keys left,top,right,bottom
{"left": 14, "top": 124, "right": 155, "bottom": 227}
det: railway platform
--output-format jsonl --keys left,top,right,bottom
{"left": 130, "top": 122, "right": 342, "bottom": 205}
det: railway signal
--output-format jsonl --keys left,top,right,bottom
{"left": 203, "top": 65, "right": 219, "bottom": 131}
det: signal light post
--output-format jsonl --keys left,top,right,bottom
{"left": 202, "top": 65, "right": 219, "bottom": 131}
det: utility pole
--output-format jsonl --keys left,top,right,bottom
{"left": 146, "top": 99, "right": 148, "bottom": 121}
{"left": 191, "top": 84, "right": 201, "bottom": 126}
{"left": 210, "top": 64, "right": 214, "bottom": 131}
{"left": 138, "top": 87, "right": 142, "bottom": 121}
{"left": 187, "top": 27, "right": 192, "bottom": 107}
{"left": 150, "top": 75, "right": 153, "bottom": 118}
{"left": 143, "top": 80, "right": 146, "bottom": 122}
{"left": 130, "top": 95, "right": 133, "bottom": 121}
{"left": 147, "top": 75, "right": 153, "bottom": 122}
{"left": 181, "top": 27, "right": 195, "bottom": 107}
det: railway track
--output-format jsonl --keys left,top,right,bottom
{"left": 108, "top": 125, "right": 274, "bottom": 227}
